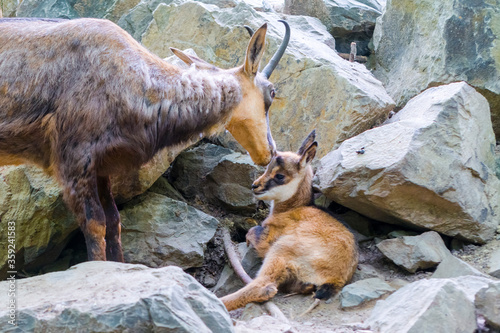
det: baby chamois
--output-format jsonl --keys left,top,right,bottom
{"left": 221, "top": 130, "right": 358, "bottom": 311}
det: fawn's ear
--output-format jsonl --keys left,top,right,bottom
{"left": 243, "top": 23, "right": 267, "bottom": 76}
{"left": 299, "top": 141, "right": 317, "bottom": 168}
{"left": 297, "top": 130, "right": 316, "bottom": 155}
{"left": 170, "top": 48, "right": 216, "bottom": 70}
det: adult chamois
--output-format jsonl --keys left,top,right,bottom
{"left": 221, "top": 131, "right": 358, "bottom": 312}
{"left": 0, "top": 18, "right": 290, "bottom": 262}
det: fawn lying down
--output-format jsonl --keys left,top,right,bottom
{"left": 221, "top": 130, "right": 358, "bottom": 311}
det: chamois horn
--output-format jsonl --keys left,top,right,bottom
{"left": 243, "top": 25, "right": 255, "bottom": 37}
{"left": 244, "top": 20, "right": 290, "bottom": 79}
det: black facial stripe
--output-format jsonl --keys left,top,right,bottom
{"left": 264, "top": 175, "right": 284, "bottom": 191}
{"left": 266, "top": 112, "right": 276, "bottom": 152}
{"left": 264, "top": 97, "right": 272, "bottom": 112}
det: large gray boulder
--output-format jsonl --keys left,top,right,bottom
{"left": 16, "top": 0, "right": 140, "bottom": 21}
{"left": 284, "top": 0, "right": 385, "bottom": 55}
{"left": 316, "top": 82, "right": 500, "bottom": 243}
{"left": 17, "top": 0, "right": 116, "bottom": 18}
{"left": 120, "top": 192, "right": 219, "bottom": 269}
{"left": 366, "top": 276, "right": 493, "bottom": 333}
{"left": 371, "top": 0, "right": 500, "bottom": 137}
{"left": 0, "top": 262, "right": 234, "bottom": 332}
{"left": 376, "top": 231, "right": 450, "bottom": 273}
{"left": 126, "top": 0, "right": 394, "bottom": 158}
{"left": 0, "top": 166, "right": 76, "bottom": 279}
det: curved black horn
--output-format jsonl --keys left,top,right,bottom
{"left": 261, "top": 20, "right": 290, "bottom": 79}
{"left": 244, "top": 25, "right": 254, "bottom": 37}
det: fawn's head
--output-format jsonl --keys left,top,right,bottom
{"left": 252, "top": 130, "right": 317, "bottom": 203}
{"left": 171, "top": 21, "right": 290, "bottom": 166}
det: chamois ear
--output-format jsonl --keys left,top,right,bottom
{"left": 170, "top": 47, "right": 215, "bottom": 70}
{"left": 297, "top": 130, "right": 316, "bottom": 155}
{"left": 243, "top": 23, "right": 267, "bottom": 76}
{"left": 299, "top": 141, "right": 317, "bottom": 168}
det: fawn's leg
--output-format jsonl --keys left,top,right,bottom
{"left": 97, "top": 176, "right": 123, "bottom": 262}
{"left": 63, "top": 173, "right": 107, "bottom": 261}
{"left": 221, "top": 256, "right": 290, "bottom": 311}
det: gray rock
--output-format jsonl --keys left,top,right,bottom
{"left": 120, "top": 192, "right": 219, "bottom": 269}
{"left": 0, "top": 166, "right": 76, "bottom": 279}
{"left": 371, "top": 0, "right": 500, "bottom": 137}
{"left": 170, "top": 143, "right": 261, "bottom": 212}
{"left": 235, "top": 314, "right": 294, "bottom": 333}
{"left": 284, "top": 0, "right": 385, "bottom": 55}
{"left": 351, "top": 263, "right": 382, "bottom": 282}
{"left": 206, "top": 152, "right": 262, "bottom": 212}
{"left": 337, "top": 210, "right": 376, "bottom": 238}
{"left": 17, "top": 0, "right": 117, "bottom": 19}
{"left": 170, "top": 143, "right": 234, "bottom": 199}
{"left": 148, "top": 176, "right": 186, "bottom": 202}
{"left": 475, "top": 281, "right": 500, "bottom": 330}
{"left": 376, "top": 231, "right": 450, "bottom": 273}
{"left": 103, "top": 0, "right": 143, "bottom": 22}
{"left": 0, "top": 262, "right": 234, "bottom": 332}
{"left": 340, "top": 278, "right": 395, "bottom": 308}
{"left": 213, "top": 242, "right": 262, "bottom": 297}
{"left": 316, "top": 82, "right": 500, "bottom": 243}
{"left": 116, "top": 0, "right": 243, "bottom": 41}
{"left": 432, "top": 254, "right": 490, "bottom": 279}
{"left": 487, "top": 247, "right": 500, "bottom": 278}
{"left": 1, "top": 0, "right": 19, "bottom": 17}
{"left": 367, "top": 276, "right": 493, "bottom": 333}
{"left": 387, "top": 230, "right": 419, "bottom": 238}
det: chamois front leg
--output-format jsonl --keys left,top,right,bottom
{"left": 221, "top": 256, "right": 290, "bottom": 311}
{"left": 63, "top": 174, "right": 107, "bottom": 261}
{"left": 97, "top": 176, "right": 123, "bottom": 262}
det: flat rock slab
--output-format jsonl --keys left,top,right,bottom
{"left": 0, "top": 262, "right": 234, "bottom": 332}
{"left": 432, "top": 254, "right": 490, "bottom": 279}
{"left": 366, "top": 276, "right": 494, "bottom": 333}
{"left": 376, "top": 231, "right": 450, "bottom": 273}
{"left": 317, "top": 82, "right": 500, "bottom": 243}
{"left": 340, "top": 277, "right": 395, "bottom": 308}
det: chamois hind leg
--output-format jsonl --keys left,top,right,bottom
{"left": 63, "top": 173, "right": 107, "bottom": 261}
{"left": 221, "top": 256, "right": 290, "bottom": 311}
{"left": 97, "top": 176, "right": 123, "bottom": 262}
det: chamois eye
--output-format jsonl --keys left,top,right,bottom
{"left": 274, "top": 174, "right": 285, "bottom": 181}
{"left": 270, "top": 89, "right": 276, "bottom": 99}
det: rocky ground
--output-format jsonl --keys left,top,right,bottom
{"left": 26, "top": 197, "right": 499, "bottom": 333}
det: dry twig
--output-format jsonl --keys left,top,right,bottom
{"left": 222, "top": 228, "right": 291, "bottom": 323}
